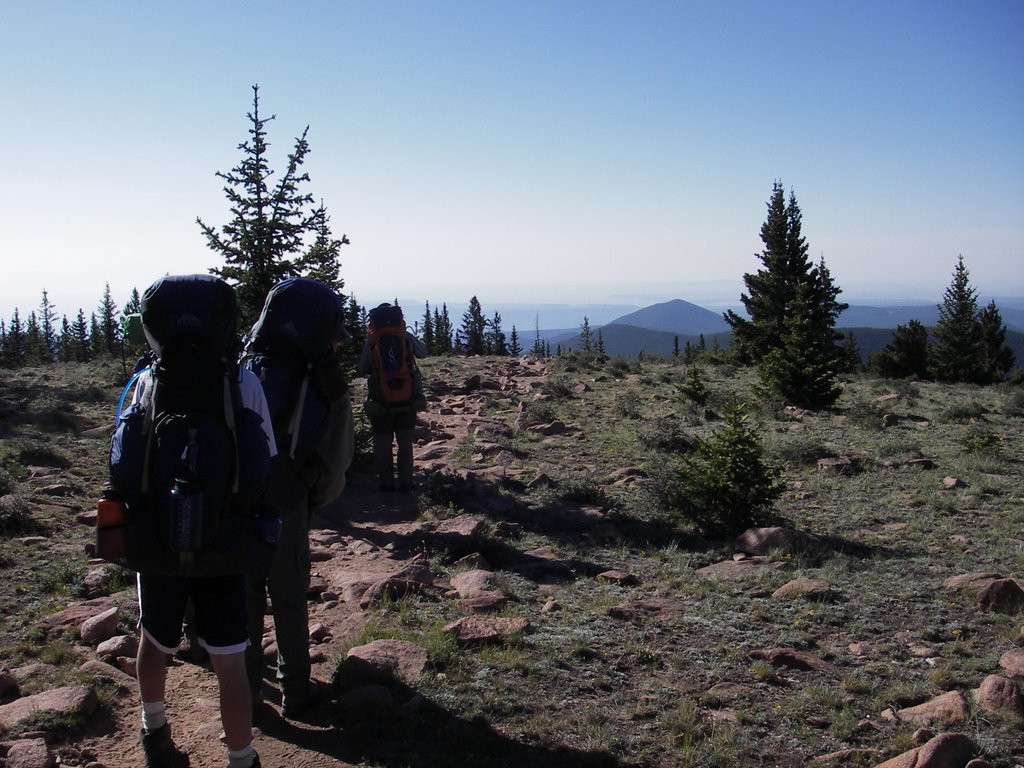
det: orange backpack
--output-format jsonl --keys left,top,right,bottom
{"left": 368, "top": 306, "right": 414, "bottom": 407}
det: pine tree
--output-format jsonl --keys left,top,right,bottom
{"left": 93, "top": 283, "right": 119, "bottom": 355}
{"left": 421, "top": 302, "right": 435, "bottom": 355}
{"left": 299, "top": 201, "right": 348, "bottom": 291}
{"left": 596, "top": 331, "right": 606, "bottom": 355}
{"left": 73, "top": 309, "right": 91, "bottom": 362}
{"left": 89, "top": 313, "right": 104, "bottom": 357}
{"left": 758, "top": 291, "right": 842, "bottom": 409}
{"left": 978, "top": 300, "right": 1015, "bottom": 382}
{"left": 334, "top": 294, "right": 365, "bottom": 380}
{"left": 460, "top": 297, "right": 486, "bottom": 356}
{"left": 38, "top": 290, "right": 58, "bottom": 362}
{"left": 724, "top": 183, "right": 847, "bottom": 365}
{"left": 57, "top": 316, "right": 73, "bottom": 362}
{"left": 4, "top": 309, "right": 26, "bottom": 367}
{"left": 838, "top": 331, "right": 862, "bottom": 373}
{"left": 487, "top": 312, "right": 507, "bottom": 355}
{"left": 123, "top": 287, "right": 141, "bottom": 317}
{"left": 199, "top": 85, "right": 338, "bottom": 322}
{"left": 433, "top": 304, "right": 454, "bottom": 354}
{"left": 23, "top": 311, "right": 46, "bottom": 364}
{"left": 931, "top": 256, "right": 985, "bottom": 383}
{"left": 508, "top": 325, "right": 522, "bottom": 357}
{"left": 580, "top": 317, "right": 593, "bottom": 353}
{"left": 869, "top": 320, "right": 930, "bottom": 379}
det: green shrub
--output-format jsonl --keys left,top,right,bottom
{"left": 12, "top": 439, "right": 71, "bottom": 469}
{"left": 676, "top": 366, "right": 709, "bottom": 406}
{"left": 961, "top": 429, "right": 1001, "bottom": 455}
{"left": 541, "top": 375, "right": 575, "bottom": 400}
{"left": 636, "top": 416, "right": 698, "bottom": 455}
{"left": 519, "top": 400, "right": 557, "bottom": 427}
{"left": 613, "top": 389, "right": 642, "bottom": 419}
{"left": 942, "top": 400, "right": 987, "bottom": 423}
{"left": 650, "top": 402, "right": 784, "bottom": 537}
{"left": 606, "top": 357, "right": 639, "bottom": 378}
{"left": 769, "top": 434, "right": 834, "bottom": 468}
{"left": 0, "top": 466, "right": 17, "bottom": 496}
{"left": 554, "top": 471, "right": 610, "bottom": 506}
{"left": 999, "top": 386, "right": 1024, "bottom": 418}
{"left": 846, "top": 398, "right": 887, "bottom": 431}
{"left": 0, "top": 494, "right": 39, "bottom": 535}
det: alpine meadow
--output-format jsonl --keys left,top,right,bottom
{"left": 0, "top": 87, "right": 1021, "bottom": 768}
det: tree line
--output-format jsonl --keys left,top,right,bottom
{"left": 1, "top": 87, "right": 1016, "bottom": 410}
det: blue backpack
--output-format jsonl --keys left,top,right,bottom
{"left": 106, "top": 275, "right": 274, "bottom": 576}
{"left": 242, "top": 278, "right": 348, "bottom": 485}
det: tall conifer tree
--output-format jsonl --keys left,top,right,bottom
{"left": 978, "top": 300, "right": 1014, "bottom": 382}
{"left": 931, "top": 256, "right": 985, "bottom": 383}
{"left": 724, "top": 183, "right": 846, "bottom": 366}
{"left": 460, "top": 297, "right": 486, "bottom": 356}
{"left": 38, "top": 291, "right": 58, "bottom": 362}
{"left": 199, "top": 85, "right": 345, "bottom": 322}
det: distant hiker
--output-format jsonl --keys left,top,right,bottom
{"left": 241, "top": 278, "right": 355, "bottom": 719}
{"left": 358, "top": 302, "right": 427, "bottom": 492}
{"left": 105, "top": 274, "right": 276, "bottom": 768}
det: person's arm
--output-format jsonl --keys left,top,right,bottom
{"left": 357, "top": 340, "right": 371, "bottom": 375}
{"left": 239, "top": 369, "right": 278, "bottom": 457}
{"left": 409, "top": 333, "right": 427, "bottom": 358}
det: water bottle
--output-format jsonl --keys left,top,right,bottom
{"left": 95, "top": 489, "right": 127, "bottom": 561}
{"left": 170, "top": 467, "right": 203, "bottom": 553}
{"left": 252, "top": 515, "right": 283, "bottom": 545}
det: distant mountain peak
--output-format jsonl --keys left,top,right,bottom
{"left": 608, "top": 298, "right": 731, "bottom": 336}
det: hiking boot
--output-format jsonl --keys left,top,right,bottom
{"left": 140, "top": 724, "right": 189, "bottom": 768}
{"left": 282, "top": 679, "right": 324, "bottom": 720}
{"left": 227, "top": 751, "right": 260, "bottom": 768}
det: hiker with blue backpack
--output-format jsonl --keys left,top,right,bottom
{"left": 358, "top": 303, "right": 427, "bottom": 492}
{"left": 103, "top": 275, "right": 277, "bottom": 768}
{"left": 241, "top": 278, "right": 354, "bottom": 720}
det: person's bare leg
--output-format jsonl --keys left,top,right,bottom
{"left": 209, "top": 650, "right": 253, "bottom": 752}
{"left": 137, "top": 633, "right": 169, "bottom": 704}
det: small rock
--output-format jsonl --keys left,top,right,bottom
{"left": 597, "top": 569, "right": 638, "bottom": 586}
{"left": 0, "top": 686, "right": 99, "bottom": 729}
{"left": 308, "top": 623, "right": 330, "bottom": 643}
{"left": 872, "top": 732, "right": 975, "bottom": 768}
{"left": 771, "top": 578, "right": 832, "bottom": 602}
{"left": 747, "top": 648, "right": 830, "bottom": 672}
{"left": 999, "top": 647, "right": 1024, "bottom": 678}
{"left": 972, "top": 674, "right": 1023, "bottom": 717}
{"left": 3, "top": 737, "right": 55, "bottom": 768}
{"left": 443, "top": 616, "right": 529, "bottom": 645}
{"left": 977, "top": 578, "right": 1024, "bottom": 614}
{"left": 80, "top": 607, "right": 120, "bottom": 645}
{"left": 95, "top": 635, "right": 138, "bottom": 660}
{"left": 881, "top": 690, "right": 968, "bottom": 726}
{"left": 339, "top": 639, "right": 429, "bottom": 688}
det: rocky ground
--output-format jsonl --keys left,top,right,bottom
{"left": 0, "top": 356, "right": 1021, "bottom": 767}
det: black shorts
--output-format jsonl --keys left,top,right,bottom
{"left": 137, "top": 571, "right": 248, "bottom": 655}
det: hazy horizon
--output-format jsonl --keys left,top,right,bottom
{"left": 3, "top": 3, "right": 1021, "bottom": 326}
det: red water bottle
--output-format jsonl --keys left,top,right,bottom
{"left": 96, "top": 489, "right": 127, "bottom": 561}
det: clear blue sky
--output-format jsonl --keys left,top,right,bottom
{"left": 2, "top": 0, "right": 1022, "bottom": 323}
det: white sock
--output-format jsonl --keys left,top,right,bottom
{"left": 141, "top": 700, "right": 166, "bottom": 732}
{"left": 227, "top": 743, "right": 255, "bottom": 768}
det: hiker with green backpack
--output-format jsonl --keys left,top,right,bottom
{"left": 241, "top": 278, "right": 355, "bottom": 720}
{"left": 358, "top": 303, "right": 427, "bottom": 492}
